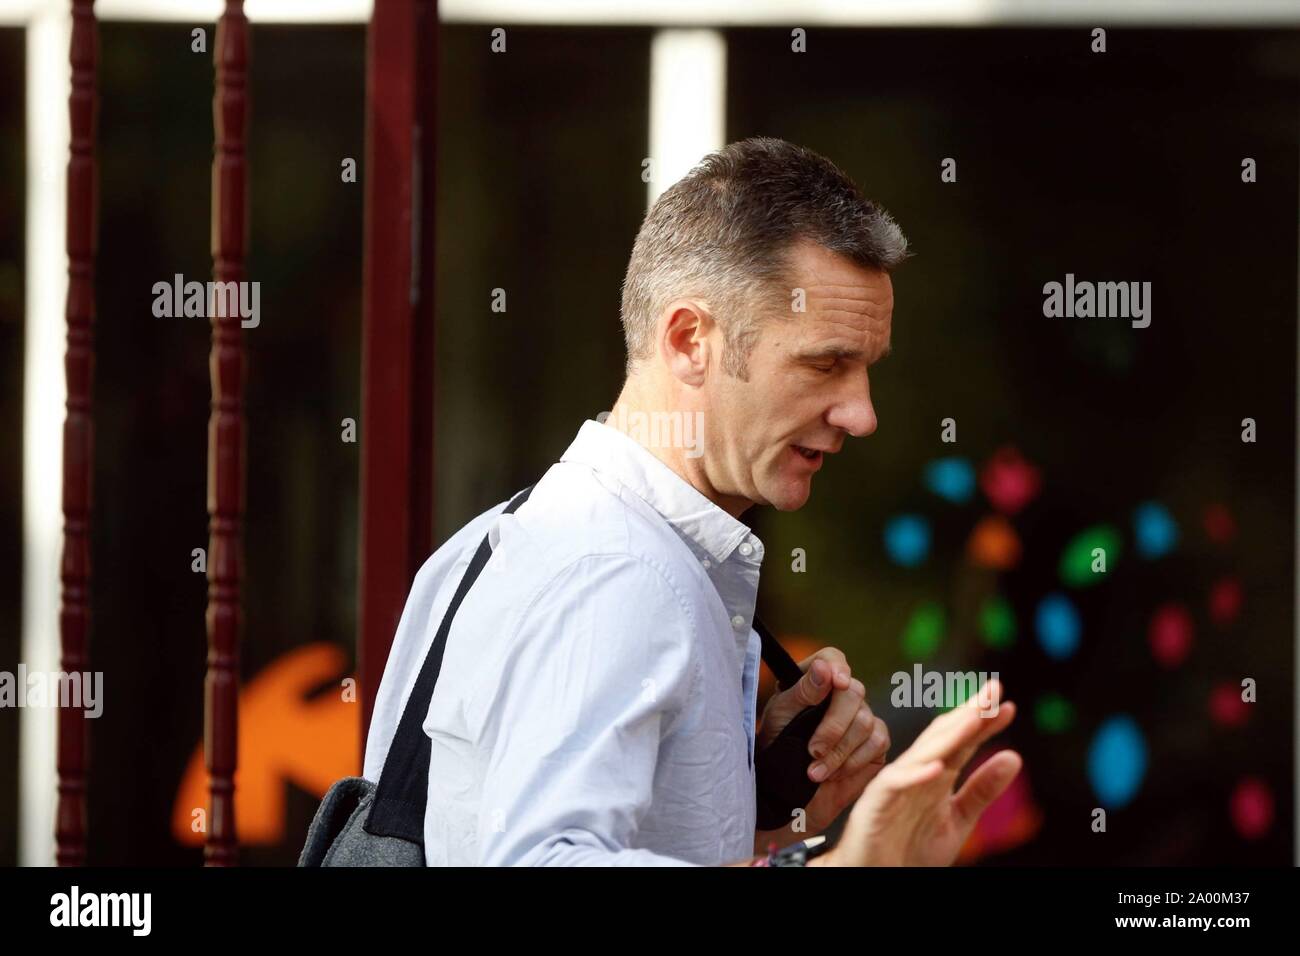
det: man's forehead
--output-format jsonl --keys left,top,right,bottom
{"left": 800, "top": 282, "right": 893, "bottom": 324}
{"left": 788, "top": 241, "right": 891, "bottom": 308}
{"left": 788, "top": 277, "right": 893, "bottom": 361}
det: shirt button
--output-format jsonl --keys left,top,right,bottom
{"left": 731, "top": 615, "right": 745, "bottom": 629}
{"left": 701, "top": 558, "right": 711, "bottom": 569}
{"left": 738, "top": 542, "right": 753, "bottom": 557}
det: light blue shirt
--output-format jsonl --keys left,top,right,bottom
{"left": 363, "top": 419, "right": 766, "bottom": 865}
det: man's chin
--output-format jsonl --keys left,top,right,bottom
{"left": 765, "top": 479, "right": 813, "bottom": 512}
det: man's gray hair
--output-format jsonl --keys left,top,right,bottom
{"left": 619, "top": 136, "right": 911, "bottom": 379}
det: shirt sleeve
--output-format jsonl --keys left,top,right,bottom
{"left": 470, "top": 552, "right": 705, "bottom": 866}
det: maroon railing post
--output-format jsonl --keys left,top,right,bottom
{"left": 358, "top": 0, "right": 439, "bottom": 751}
{"left": 204, "top": 0, "right": 249, "bottom": 867}
{"left": 55, "top": 0, "right": 98, "bottom": 868}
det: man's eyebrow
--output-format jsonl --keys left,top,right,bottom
{"left": 793, "top": 343, "right": 891, "bottom": 363}
{"left": 793, "top": 345, "right": 865, "bottom": 362}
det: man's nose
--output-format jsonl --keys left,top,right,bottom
{"left": 826, "top": 377, "right": 877, "bottom": 438}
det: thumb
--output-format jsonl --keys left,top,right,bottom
{"left": 951, "top": 750, "right": 1023, "bottom": 829}
{"left": 786, "top": 658, "right": 834, "bottom": 709}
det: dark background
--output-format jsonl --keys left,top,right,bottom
{"left": 0, "top": 23, "right": 1295, "bottom": 865}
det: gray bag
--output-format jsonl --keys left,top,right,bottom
{"left": 297, "top": 776, "right": 423, "bottom": 866}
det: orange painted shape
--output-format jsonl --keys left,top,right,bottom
{"left": 173, "top": 643, "right": 360, "bottom": 846}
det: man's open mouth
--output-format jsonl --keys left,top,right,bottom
{"left": 793, "top": 445, "right": 821, "bottom": 461}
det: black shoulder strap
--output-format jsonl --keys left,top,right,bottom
{"left": 365, "top": 485, "right": 536, "bottom": 841}
{"left": 364, "top": 482, "right": 805, "bottom": 845}
{"left": 752, "top": 616, "right": 803, "bottom": 689}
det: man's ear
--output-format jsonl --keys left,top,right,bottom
{"left": 658, "top": 299, "right": 715, "bottom": 388}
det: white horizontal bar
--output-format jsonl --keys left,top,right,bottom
{"left": 4, "top": 0, "right": 1295, "bottom": 27}
{"left": 441, "top": 0, "right": 1300, "bottom": 25}
{"left": 0, "top": 0, "right": 44, "bottom": 26}
{"left": 93, "top": 0, "right": 372, "bottom": 22}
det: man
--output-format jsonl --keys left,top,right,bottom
{"left": 363, "top": 136, "right": 1022, "bottom": 866}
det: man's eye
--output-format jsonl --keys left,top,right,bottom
{"left": 812, "top": 363, "right": 835, "bottom": 374}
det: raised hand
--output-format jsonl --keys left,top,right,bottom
{"left": 815, "top": 678, "right": 1022, "bottom": 867}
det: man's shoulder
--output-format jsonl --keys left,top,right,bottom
{"left": 403, "top": 460, "right": 712, "bottom": 628}
{"left": 504, "top": 460, "right": 702, "bottom": 593}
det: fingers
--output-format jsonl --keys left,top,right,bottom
{"left": 950, "top": 701, "right": 1016, "bottom": 773}
{"left": 787, "top": 650, "right": 847, "bottom": 709}
{"left": 903, "top": 679, "right": 1006, "bottom": 768}
{"left": 808, "top": 677, "right": 873, "bottom": 781}
{"left": 825, "top": 710, "right": 890, "bottom": 782}
{"left": 951, "top": 749, "right": 1023, "bottom": 828}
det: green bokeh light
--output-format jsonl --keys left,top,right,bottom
{"left": 902, "top": 602, "right": 946, "bottom": 660}
{"left": 1035, "top": 692, "right": 1075, "bottom": 734}
{"left": 980, "top": 595, "right": 1016, "bottom": 649}
{"left": 1059, "top": 526, "right": 1122, "bottom": 587}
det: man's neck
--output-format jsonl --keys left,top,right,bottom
{"left": 604, "top": 387, "right": 752, "bottom": 519}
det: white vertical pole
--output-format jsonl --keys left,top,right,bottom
{"left": 647, "top": 28, "right": 726, "bottom": 208}
{"left": 20, "top": 0, "right": 70, "bottom": 868}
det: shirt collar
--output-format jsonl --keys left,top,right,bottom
{"left": 559, "top": 417, "right": 760, "bottom": 566}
